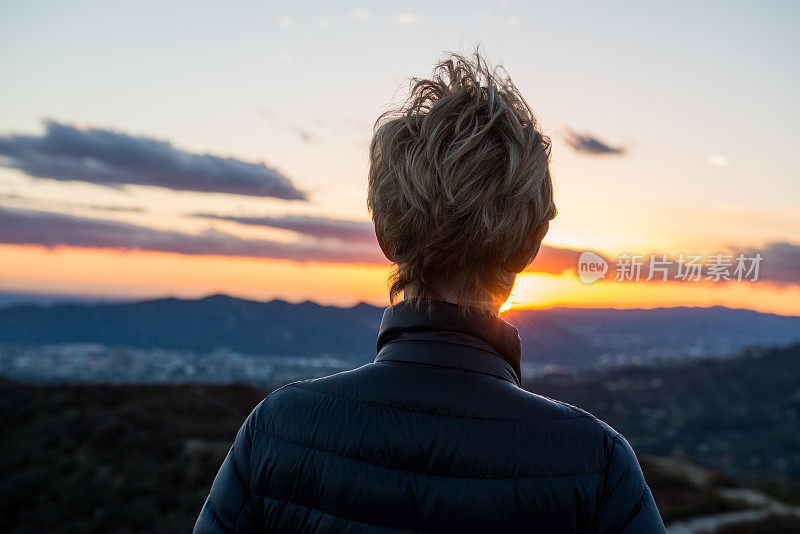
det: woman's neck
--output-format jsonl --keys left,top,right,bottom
{"left": 403, "top": 286, "right": 508, "bottom": 316}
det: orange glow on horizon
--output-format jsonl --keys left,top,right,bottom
{"left": 501, "top": 272, "right": 800, "bottom": 316}
{"left": 1, "top": 244, "right": 798, "bottom": 316}
{"left": 0, "top": 244, "right": 392, "bottom": 307}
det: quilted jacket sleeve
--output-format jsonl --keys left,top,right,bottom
{"left": 193, "top": 403, "right": 260, "bottom": 534}
{"left": 595, "top": 434, "right": 666, "bottom": 534}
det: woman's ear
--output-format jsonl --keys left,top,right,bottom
{"left": 375, "top": 228, "right": 395, "bottom": 262}
{"left": 507, "top": 221, "right": 549, "bottom": 273}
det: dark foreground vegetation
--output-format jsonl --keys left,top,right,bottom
{"left": 0, "top": 380, "right": 270, "bottom": 533}
{"left": 1, "top": 344, "right": 799, "bottom": 533}
{"left": 528, "top": 343, "right": 800, "bottom": 485}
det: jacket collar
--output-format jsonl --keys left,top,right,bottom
{"left": 375, "top": 298, "right": 522, "bottom": 386}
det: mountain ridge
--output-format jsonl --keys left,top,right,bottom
{"left": 1, "top": 294, "right": 799, "bottom": 367}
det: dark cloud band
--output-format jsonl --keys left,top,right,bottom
{"left": 192, "top": 213, "right": 376, "bottom": 243}
{"left": 0, "top": 121, "right": 306, "bottom": 200}
{"left": 1, "top": 205, "right": 796, "bottom": 286}
{"left": 562, "top": 127, "right": 625, "bottom": 155}
{"left": 0, "top": 206, "right": 381, "bottom": 264}
{"left": 543, "top": 245, "right": 799, "bottom": 286}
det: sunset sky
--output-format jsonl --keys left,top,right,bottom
{"left": 1, "top": 1, "right": 798, "bottom": 314}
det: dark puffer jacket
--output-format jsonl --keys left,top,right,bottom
{"left": 194, "top": 299, "right": 665, "bottom": 533}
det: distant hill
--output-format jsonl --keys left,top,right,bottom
{"left": 0, "top": 294, "right": 594, "bottom": 365}
{"left": 0, "top": 294, "right": 798, "bottom": 367}
{"left": 0, "top": 290, "right": 137, "bottom": 308}
{"left": 509, "top": 306, "right": 800, "bottom": 363}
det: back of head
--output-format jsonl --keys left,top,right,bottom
{"left": 368, "top": 50, "right": 557, "bottom": 313}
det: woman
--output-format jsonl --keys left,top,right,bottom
{"left": 194, "top": 51, "right": 665, "bottom": 533}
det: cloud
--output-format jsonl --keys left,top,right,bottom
{"left": 278, "top": 16, "right": 293, "bottom": 28}
{"left": 734, "top": 242, "right": 800, "bottom": 285}
{"left": 193, "top": 213, "right": 376, "bottom": 243}
{"left": 707, "top": 154, "right": 730, "bottom": 167}
{"left": 562, "top": 127, "right": 625, "bottom": 155}
{"left": 351, "top": 9, "right": 370, "bottom": 21}
{"left": 256, "top": 107, "right": 313, "bottom": 143}
{"left": 1, "top": 191, "right": 146, "bottom": 213}
{"left": 394, "top": 13, "right": 419, "bottom": 25}
{"left": 75, "top": 204, "right": 145, "bottom": 213}
{"left": 0, "top": 120, "right": 306, "bottom": 200}
{"left": 0, "top": 206, "right": 384, "bottom": 264}
{"left": 524, "top": 244, "right": 594, "bottom": 275}
{"left": 0, "top": 191, "right": 146, "bottom": 213}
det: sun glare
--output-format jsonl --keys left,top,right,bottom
{"left": 499, "top": 281, "right": 523, "bottom": 313}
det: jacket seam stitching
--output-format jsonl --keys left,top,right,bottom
{"left": 375, "top": 357, "right": 515, "bottom": 384}
{"left": 205, "top": 499, "right": 221, "bottom": 528}
{"left": 228, "top": 444, "right": 251, "bottom": 533}
{"left": 285, "top": 383, "right": 597, "bottom": 423}
{"left": 379, "top": 337, "right": 517, "bottom": 383}
{"left": 592, "top": 433, "right": 621, "bottom": 528}
{"left": 616, "top": 487, "right": 649, "bottom": 531}
{"left": 252, "top": 426, "right": 605, "bottom": 480}
{"left": 231, "top": 498, "right": 248, "bottom": 533}
{"left": 377, "top": 336, "right": 521, "bottom": 385}
{"left": 605, "top": 434, "right": 621, "bottom": 492}
{"left": 380, "top": 336, "right": 506, "bottom": 361}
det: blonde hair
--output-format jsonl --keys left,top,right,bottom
{"left": 367, "top": 50, "right": 556, "bottom": 312}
